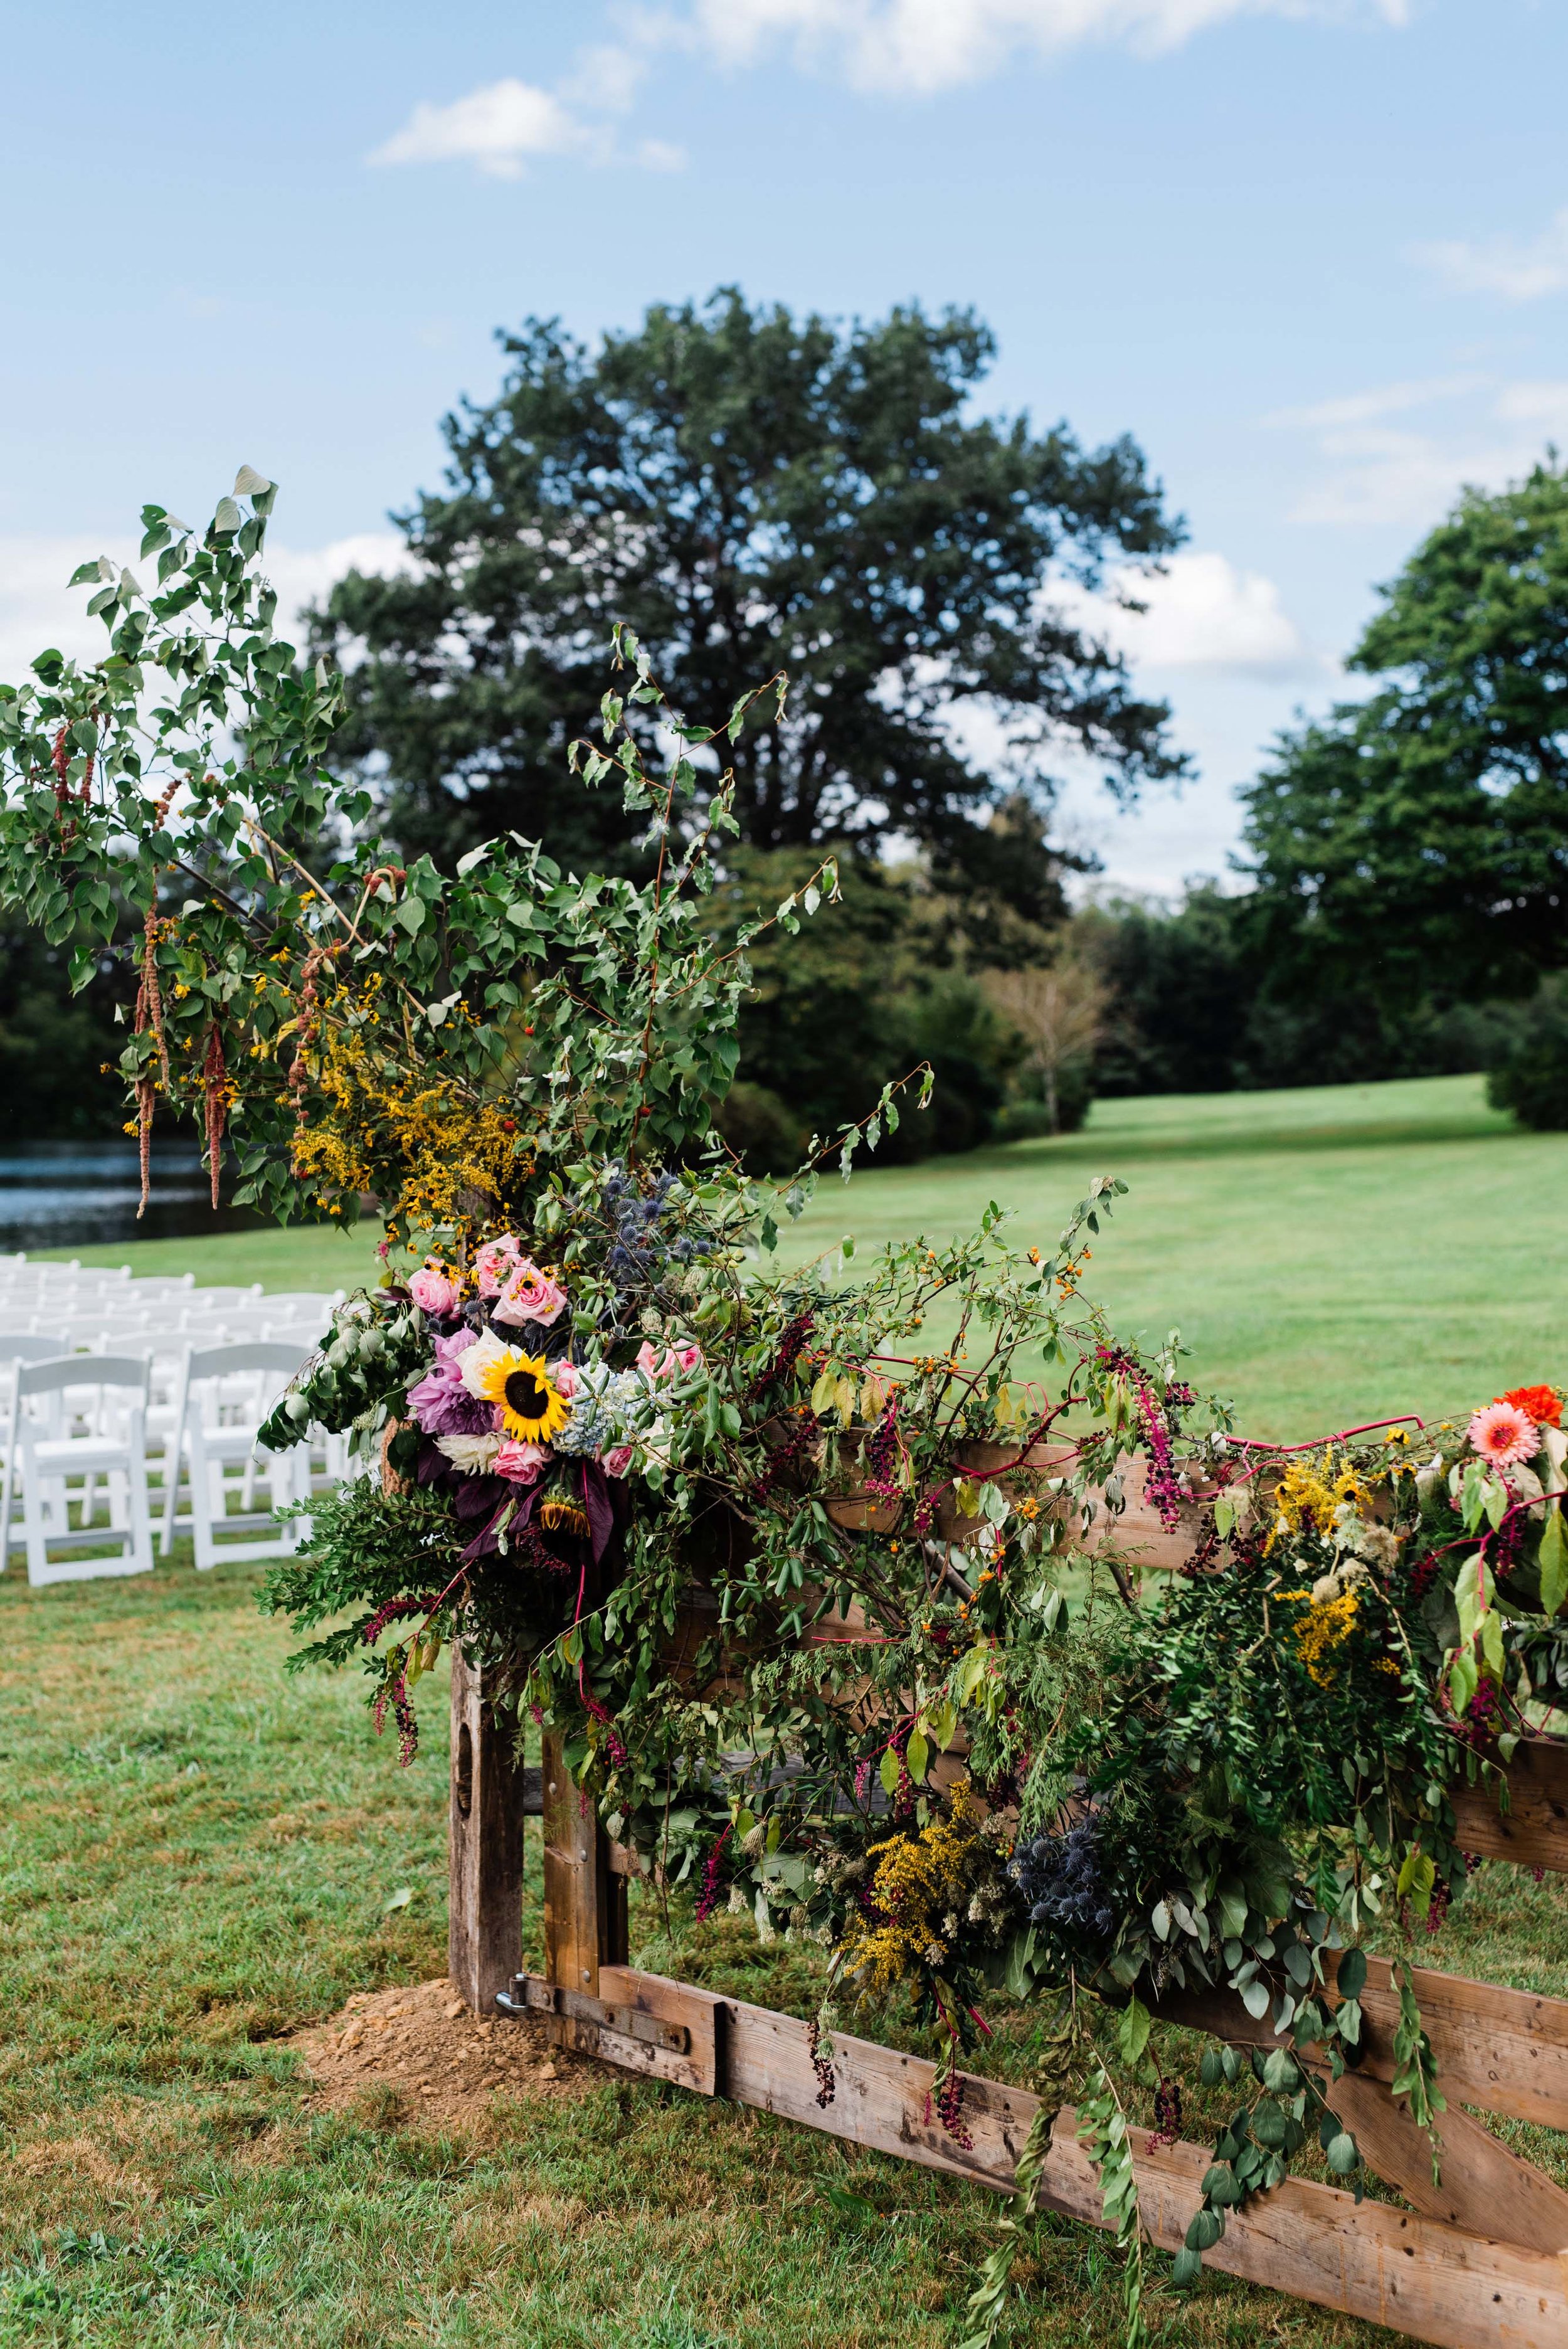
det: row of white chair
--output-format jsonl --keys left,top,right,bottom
{"left": 0, "top": 1327, "right": 343, "bottom": 1586}
{"left": 0, "top": 1273, "right": 339, "bottom": 1311}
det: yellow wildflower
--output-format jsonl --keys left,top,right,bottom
{"left": 1264, "top": 1448, "right": 1369, "bottom": 1556}
{"left": 838, "top": 1781, "right": 996, "bottom": 2004}
{"left": 1288, "top": 1589, "right": 1359, "bottom": 1687}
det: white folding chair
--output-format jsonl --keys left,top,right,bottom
{"left": 14, "top": 1354, "right": 154, "bottom": 1586}
{"left": 255, "top": 1291, "right": 342, "bottom": 1324}
{"left": 162, "top": 1340, "right": 314, "bottom": 1569}
{"left": 122, "top": 1275, "right": 197, "bottom": 1305}
{"left": 69, "top": 1327, "right": 191, "bottom": 1534}
{"left": 0, "top": 1335, "right": 78, "bottom": 1566}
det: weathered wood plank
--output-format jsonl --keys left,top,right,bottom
{"left": 1451, "top": 1740, "right": 1568, "bottom": 1876}
{"left": 541, "top": 1729, "right": 627, "bottom": 1997}
{"left": 506, "top": 1968, "right": 719, "bottom": 2097}
{"left": 1102, "top": 2123, "right": 1568, "bottom": 2349}
{"left": 598, "top": 1965, "right": 726, "bottom": 2097}
{"left": 1154, "top": 1954, "right": 1568, "bottom": 2134}
{"left": 592, "top": 1976, "right": 1568, "bottom": 2349}
{"left": 447, "top": 1643, "right": 527, "bottom": 2013}
{"left": 1322, "top": 2069, "right": 1568, "bottom": 2254}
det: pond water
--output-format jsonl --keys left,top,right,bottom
{"left": 0, "top": 1142, "right": 265, "bottom": 1252}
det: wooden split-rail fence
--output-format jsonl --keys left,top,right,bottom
{"left": 446, "top": 1477, "right": 1568, "bottom": 2349}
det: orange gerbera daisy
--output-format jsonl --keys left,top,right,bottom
{"left": 1502, "top": 1384, "right": 1563, "bottom": 1429}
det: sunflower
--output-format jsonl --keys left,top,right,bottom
{"left": 461, "top": 1330, "right": 571, "bottom": 1443}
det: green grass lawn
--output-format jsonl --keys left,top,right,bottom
{"left": 786, "top": 1073, "right": 1567, "bottom": 1438}
{"left": 9, "top": 1073, "right": 1565, "bottom": 2345}
{"left": 33, "top": 1219, "right": 388, "bottom": 1296}
{"left": 41, "top": 1074, "right": 1565, "bottom": 1438}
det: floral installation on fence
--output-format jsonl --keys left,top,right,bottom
{"left": 5, "top": 475, "right": 1565, "bottom": 2349}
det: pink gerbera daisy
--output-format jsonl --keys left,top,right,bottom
{"left": 1467, "top": 1399, "right": 1538, "bottom": 1470}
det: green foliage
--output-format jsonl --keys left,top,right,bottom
{"left": 1081, "top": 891, "right": 1250, "bottom": 1098}
{"left": 20, "top": 1559, "right": 1526, "bottom": 2349}
{"left": 0, "top": 472, "right": 347, "bottom": 1205}
{"left": 1079, "top": 890, "right": 1534, "bottom": 1101}
{"left": 0, "top": 925, "right": 129, "bottom": 1137}
{"left": 0, "top": 482, "right": 844, "bottom": 1243}
{"left": 313, "top": 288, "right": 1186, "bottom": 897}
{"left": 711, "top": 847, "right": 1006, "bottom": 1165}
{"left": 994, "top": 1067, "right": 1093, "bottom": 1140}
{"left": 1240, "top": 458, "right": 1568, "bottom": 1004}
{"left": 1487, "top": 974, "right": 1568, "bottom": 1130}
{"left": 1076, "top": 2065, "right": 1149, "bottom": 2349}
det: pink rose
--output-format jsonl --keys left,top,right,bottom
{"left": 474, "top": 1234, "right": 522, "bottom": 1297}
{"left": 635, "top": 1340, "right": 672, "bottom": 1381}
{"left": 601, "top": 1443, "right": 635, "bottom": 1479}
{"left": 493, "top": 1259, "right": 567, "bottom": 1328}
{"left": 409, "top": 1265, "right": 462, "bottom": 1318}
{"left": 494, "top": 1438, "right": 549, "bottom": 1484}
{"left": 552, "top": 1359, "right": 581, "bottom": 1399}
{"left": 675, "top": 1345, "right": 702, "bottom": 1374}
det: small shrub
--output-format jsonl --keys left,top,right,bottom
{"left": 996, "top": 1061, "right": 1094, "bottom": 1140}
{"left": 1486, "top": 977, "right": 1568, "bottom": 1131}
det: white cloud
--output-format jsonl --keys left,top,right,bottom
{"left": 369, "top": 80, "right": 592, "bottom": 178}
{"left": 368, "top": 68, "right": 685, "bottom": 179}
{"left": 1413, "top": 207, "right": 1568, "bottom": 302}
{"left": 1266, "top": 374, "right": 1484, "bottom": 433}
{"left": 560, "top": 42, "right": 649, "bottom": 114}
{"left": 0, "top": 531, "right": 409, "bottom": 687}
{"left": 1054, "top": 549, "right": 1310, "bottom": 676}
{"left": 1273, "top": 375, "right": 1568, "bottom": 529}
{"left": 662, "top": 0, "right": 1408, "bottom": 94}
{"left": 371, "top": 4, "right": 1399, "bottom": 182}
{"left": 1101, "top": 551, "right": 1311, "bottom": 674}
{"left": 633, "top": 137, "right": 687, "bottom": 172}
{"left": 1493, "top": 378, "right": 1568, "bottom": 437}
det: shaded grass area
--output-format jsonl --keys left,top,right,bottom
{"left": 5, "top": 1558, "right": 1567, "bottom": 2346}
{"left": 38, "top": 1075, "right": 1564, "bottom": 1439}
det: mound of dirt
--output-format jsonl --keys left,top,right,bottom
{"left": 294, "top": 1975, "right": 597, "bottom": 2128}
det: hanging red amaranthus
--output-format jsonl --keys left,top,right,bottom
{"left": 287, "top": 942, "right": 331, "bottom": 1167}
{"left": 50, "top": 723, "right": 70, "bottom": 815}
{"left": 203, "top": 1021, "right": 228, "bottom": 1210}
{"left": 131, "top": 908, "right": 171, "bottom": 1217}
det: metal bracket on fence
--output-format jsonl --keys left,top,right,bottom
{"left": 497, "top": 1971, "right": 691, "bottom": 2057}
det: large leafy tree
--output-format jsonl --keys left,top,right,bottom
{"left": 1241, "top": 460, "right": 1568, "bottom": 999}
{"left": 315, "top": 288, "right": 1187, "bottom": 894}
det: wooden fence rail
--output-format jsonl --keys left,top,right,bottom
{"left": 447, "top": 1640, "right": 1568, "bottom": 2348}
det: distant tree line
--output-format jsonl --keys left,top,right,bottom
{"left": 10, "top": 293, "right": 1566, "bottom": 1145}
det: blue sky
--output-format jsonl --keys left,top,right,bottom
{"left": 3, "top": 0, "right": 1564, "bottom": 889}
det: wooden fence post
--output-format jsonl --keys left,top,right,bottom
{"left": 541, "top": 1728, "right": 627, "bottom": 1996}
{"left": 448, "top": 1643, "right": 527, "bottom": 2012}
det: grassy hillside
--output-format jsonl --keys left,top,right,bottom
{"left": 41, "top": 1074, "right": 1565, "bottom": 1439}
